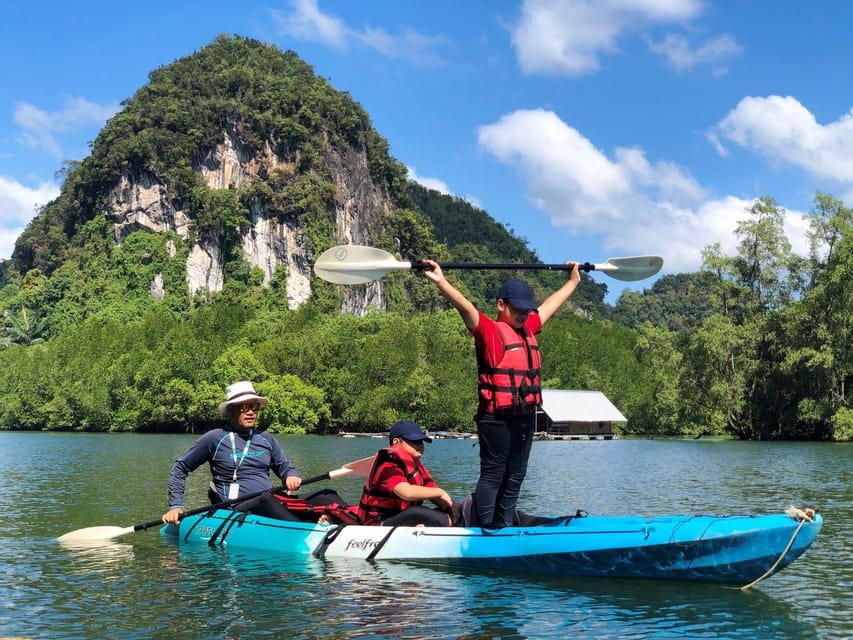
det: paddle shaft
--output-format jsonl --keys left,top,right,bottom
{"left": 414, "top": 261, "right": 598, "bottom": 272}
{"left": 134, "top": 470, "right": 338, "bottom": 533}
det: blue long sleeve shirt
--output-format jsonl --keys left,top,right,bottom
{"left": 167, "top": 426, "right": 299, "bottom": 509}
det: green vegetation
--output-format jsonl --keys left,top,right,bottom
{"left": 0, "top": 37, "right": 849, "bottom": 440}
{"left": 0, "top": 297, "right": 651, "bottom": 435}
{"left": 632, "top": 195, "right": 853, "bottom": 440}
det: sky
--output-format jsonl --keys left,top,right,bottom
{"left": 3, "top": 0, "right": 853, "bottom": 298}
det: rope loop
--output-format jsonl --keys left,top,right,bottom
{"left": 785, "top": 505, "right": 816, "bottom": 523}
{"left": 738, "top": 505, "right": 817, "bottom": 591}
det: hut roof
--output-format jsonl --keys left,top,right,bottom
{"left": 540, "top": 390, "right": 627, "bottom": 423}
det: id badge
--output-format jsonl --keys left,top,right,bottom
{"left": 228, "top": 482, "right": 240, "bottom": 500}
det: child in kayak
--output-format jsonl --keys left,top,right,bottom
{"left": 355, "top": 420, "right": 457, "bottom": 527}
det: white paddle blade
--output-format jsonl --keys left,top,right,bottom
{"left": 58, "top": 525, "right": 135, "bottom": 543}
{"left": 343, "top": 455, "right": 376, "bottom": 476}
{"left": 326, "top": 455, "right": 376, "bottom": 479}
{"left": 313, "top": 245, "right": 412, "bottom": 284}
{"left": 594, "top": 256, "right": 663, "bottom": 281}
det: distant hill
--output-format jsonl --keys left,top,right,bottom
{"left": 0, "top": 35, "right": 621, "bottom": 332}
{"left": 612, "top": 271, "right": 721, "bottom": 330}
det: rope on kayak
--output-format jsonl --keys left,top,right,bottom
{"left": 738, "top": 506, "right": 816, "bottom": 591}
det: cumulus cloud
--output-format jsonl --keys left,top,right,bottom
{"left": 14, "top": 96, "right": 119, "bottom": 158}
{"left": 271, "top": 0, "right": 451, "bottom": 67}
{"left": 510, "top": 0, "right": 705, "bottom": 76}
{"left": 710, "top": 95, "right": 853, "bottom": 183}
{"left": 477, "top": 108, "right": 809, "bottom": 272}
{"left": 0, "top": 176, "right": 60, "bottom": 261}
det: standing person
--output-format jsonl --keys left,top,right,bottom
{"left": 161, "top": 381, "right": 303, "bottom": 525}
{"left": 422, "top": 261, "right": 580, "bottom": 526}
{"left": 357, "top": 420, "right": 456, "bottom": 527}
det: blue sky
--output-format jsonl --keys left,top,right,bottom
{"left": 2, "top": 0, "right": 853, "bottom": 297}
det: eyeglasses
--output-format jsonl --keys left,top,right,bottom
{"left": 238, "top": 403, "right": 260, "bottom": 413}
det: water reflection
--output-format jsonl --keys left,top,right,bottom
{"left": 57, "top": 538, "right": 136, "bottom": 573}
{"left": 151, "top": 542, "right": 822, "bottom": 640}
{"left": 1, "top": 434, "right": 849, "bottom": 640}
{"left": 315, "top": 561, "right": 822, "bottom": 640}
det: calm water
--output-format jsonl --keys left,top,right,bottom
{"left": 0, "top": 433, "right": 850, "bottom": 640}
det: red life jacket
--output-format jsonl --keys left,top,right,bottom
{"left": 272, "top": 494, "right": 363, "bottom": 525}
{"left": 357, "top": 446, "right": 435, "bottom": 525}
{"left": 477, "top": 321, "right": 541, "bottom": 413}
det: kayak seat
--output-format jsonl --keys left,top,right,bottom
{"left": 461, "top": 493, "right": 585, "bottom": 528}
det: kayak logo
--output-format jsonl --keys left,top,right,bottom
{"left": 343, "top": 538, "right": 381, "bottom": 552}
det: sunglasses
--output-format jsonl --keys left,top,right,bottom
{"left": 237, "top": 403, "right": 261, "bottom": 413}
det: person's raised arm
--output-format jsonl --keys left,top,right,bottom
{"left": 421, "top": 259, "right": 479, "bottom": 330}
{"left": 536, "top": 261, "right": 581, "bottom": 325}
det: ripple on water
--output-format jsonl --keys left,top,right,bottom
{"left": 0, "top": 435, "right": 850, "bottom": 640}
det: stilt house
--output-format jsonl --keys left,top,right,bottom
{"left": 536, "top": 390, "right": 627, "bottom": 439}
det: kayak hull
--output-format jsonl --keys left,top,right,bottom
{"left": 162, "top": 510, "right": 822, "bottom": 585}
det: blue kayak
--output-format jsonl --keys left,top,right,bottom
{"left": 161, "top": 507, "right": 822, "bottom": 585}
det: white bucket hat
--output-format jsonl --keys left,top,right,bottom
{"left": 218, "top": 381, "right": 268, "bottom": 414}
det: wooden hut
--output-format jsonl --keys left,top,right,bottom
{"left": 535, "top": 390, "right": 626, "bottom": 440}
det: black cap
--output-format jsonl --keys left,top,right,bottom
{"left": 497, "top": 279, "right": 537, "bottom": 310}
{"left": 389, "top": 420, "right": 433, "bottom": 443}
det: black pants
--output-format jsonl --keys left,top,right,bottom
{"left": 474, "top": 412, "right": 535, "bottom": 526}
{"left": 233, "top": 493, "right": 301, "bottom": 521}
{"left": 382, "top": 505, "right": 451, "bottom": 527}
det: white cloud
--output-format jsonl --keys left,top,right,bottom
{"left": 0, "top": 176, "right": 60, "bottom": 261}
{"left": 271, "top": 0, "right": 349, "bottom": 49}
{"left": 510, "top": 0, "right": 704, "bottom": 76}
{"left": 645, "top": 33, "right": 742, "bottom": 75}
{"left": 407, "top": 166, "right": 482, "bottom": 210}
{"left": 407, "top": 166, "right": 451, "bottom": 195}
{"left": 272, "top": 0, "right": 450, "bottom": 67}
{"left": 477, "top": 108, "right": 809, "bottom": 273}
{"left": 14, "top": 96, "right": 119, "bottom": 158}
{"left": 711, "top": 95, "right": 853, "bottom": 184}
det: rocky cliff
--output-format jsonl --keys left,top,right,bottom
{"left": 85, "top": 38, "right": 407, "bottom": 315}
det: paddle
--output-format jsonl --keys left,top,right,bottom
{"left": 313, "top": 245, "right": 664, "bottom": 285}
{"left": 57, "top": 455, "right": 376, "bottom": 543}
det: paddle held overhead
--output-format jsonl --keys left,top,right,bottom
{"left": 313, "top": 245, "right": 663, "bottom": 285}
{"left": 57, "top": 455, "right": 376, "bottom": 544}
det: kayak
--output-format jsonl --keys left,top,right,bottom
{"left": 161, "top": 506, "right": 822, "bottom": 585}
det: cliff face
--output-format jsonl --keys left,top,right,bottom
{"left": 8, "top": 37, "right": 417, "bottom": 317}
{"left": 104, "top": 127, "right": 391, "bottom": 314}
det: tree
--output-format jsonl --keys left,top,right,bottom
{"left": 680, "top": 314, "right": 762, "bottom": 438}
{"left": 632, "top": 324, "right": 685, "bottom": 435}
{"left": 2, "top": 308, "right": 48, "bottom": 347}
{"left": 732, "top": 196, "right": 795, "bottom": 317}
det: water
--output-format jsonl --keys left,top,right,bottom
{"left": 0, "top": 433, "right": 849, "bottom": 639}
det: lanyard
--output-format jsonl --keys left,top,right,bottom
{"left": 229, "top": 430, "right": 253, "bottom": 482}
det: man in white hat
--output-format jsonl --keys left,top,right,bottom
{"left": 162, "top": 381, "right": 303, "bottom": 524}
